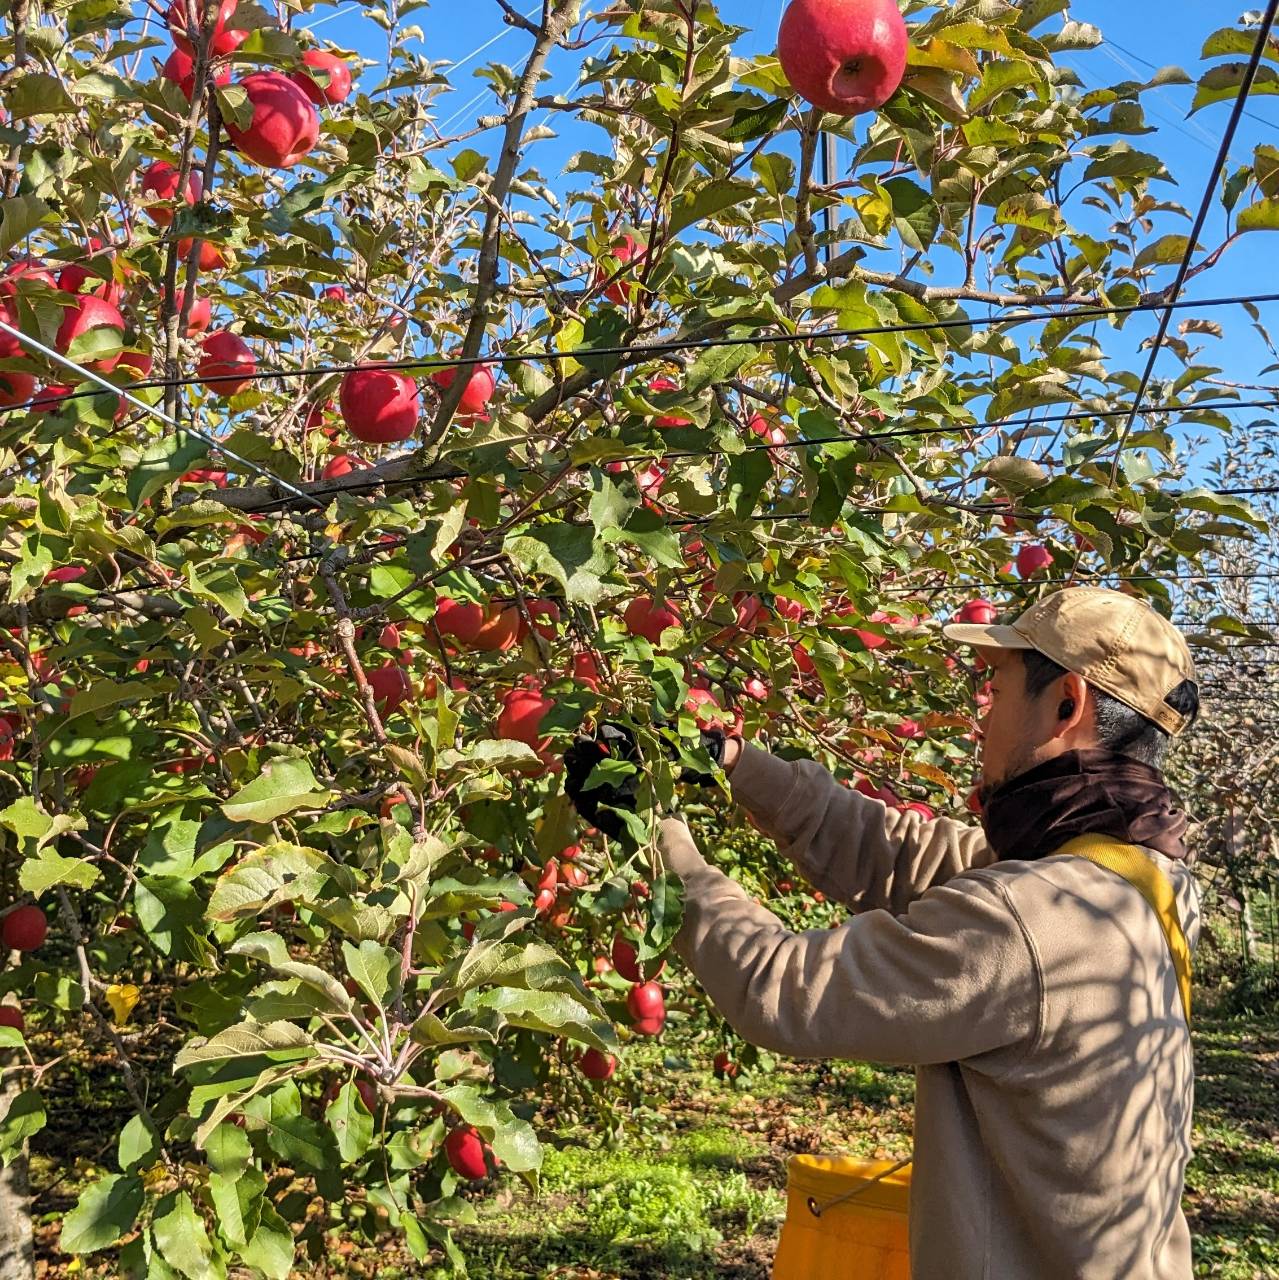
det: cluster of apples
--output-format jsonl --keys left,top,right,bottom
{"left": 0, "top": 2, "right": 358, "bottom": 414}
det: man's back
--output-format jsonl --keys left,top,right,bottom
{"left": 908, "top": 853, "right": 1197, "bottom": 1279}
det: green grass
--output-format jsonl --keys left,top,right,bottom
{"left": 1184, "top": 1009, "right": 1279, "bottom": 1279}
{"left": 20, "top": 991, "right": 1278, "bottom": 1279}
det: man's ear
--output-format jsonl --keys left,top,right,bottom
{"left": 1052, "top": 671, "right": 1090, "bottom": 741}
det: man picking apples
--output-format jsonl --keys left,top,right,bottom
{"left": 565, "top": 587, "right": 1201, "bottom": 1280}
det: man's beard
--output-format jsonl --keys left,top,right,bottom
{"left": 978, "top": 740, "right": 1040, "bottom": 808}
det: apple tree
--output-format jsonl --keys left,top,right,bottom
{"left": 0, "top": 0, "right": 1271, "bottom": 1273}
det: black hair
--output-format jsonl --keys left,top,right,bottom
{"left": 1020, "top": 648, "right": 1200, "bottom": 768}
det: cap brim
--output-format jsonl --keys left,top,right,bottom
{"left": 941, "top": 622, "right": 1034, "bottom": 650}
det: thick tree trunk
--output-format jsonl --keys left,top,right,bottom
{"left": 0, "top": 1070, "right": 33, "bottom": 1280}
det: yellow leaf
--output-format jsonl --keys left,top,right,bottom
{"left": 105, "top": 983, "right": 140, "bottom": 1025}
{"left": 908, "top": 38, "right": 980, "bottom": 80}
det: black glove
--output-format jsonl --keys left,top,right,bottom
{"left": 562, "top": 723, "right": 729, "bottom": 836}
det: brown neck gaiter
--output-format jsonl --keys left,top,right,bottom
{"left": 980, "top": 748, "right": 1190, "bottom": 865}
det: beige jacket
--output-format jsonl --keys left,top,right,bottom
{"left": 660, "top": 743, "right": 1199, "bottom": 1280}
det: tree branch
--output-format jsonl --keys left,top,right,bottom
{"left": 426, "top": 0, "right": 581, "bottom": 446}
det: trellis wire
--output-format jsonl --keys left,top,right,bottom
{"left": 1109, "top": 0, "right": 1279, "bottom": 476}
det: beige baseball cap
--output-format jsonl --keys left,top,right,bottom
{"left": 942, "top": 586, "right": 1198, "bottom": 736}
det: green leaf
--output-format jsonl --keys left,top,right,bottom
{"left": 229, "top": 933, "right": 354, "bottom": 1012}
{"left": 725, "top": 96, "right": 788, "bottom": 141}
{"left": 325, "top": 1081, "right": 375, "bottom": 1163}
{"left": 60, "top": 1174, "right": 145, "bottom": 1254}
{"left": 134, "top": 876, "right": 212, "bottom": 966}
{"left": 0, "top": 1088, "right": 45, "bottom": 1165}
{"left": 175, "top": 1020, "right": 315, "bottom": 1070}
{"left": 239, "top": 1202, "right": 295, "bottom": 1280}
{"left": 684, "top": 339, "right": 758, "bottom": 395}
{"left": 503, "top": 523, "right": 614, "bottom": 605}
{"left": 342, "top": 939, "right": 400, "bottom": 1008}
{"left": 602, "top": 505, "right": 684, "bottom": 568}
{"left": 882, "top": 177, "right": 939, "bottom": 252}
{"left": 467, "top": 986, "right": 615, "bottom": 1051}
{"left": 7, "top": 72, "right": 77, "bottom": 119}
{"left": 221, "top": 756, "right": 333, "bottom": 824}
{"left": 19, "top": 847, "right": 100, "bottom": 895}
{"left": 668, "top": 179, "right": 757, "bottom": 237}
{"left": 0, "top": 196, "right": 53, "bottom": 256}
{"left": 207, "top": 843, "right": 347, "bottom": 922}
{"left": 1192, "top": 63, "right": 1279, "bottom": 114}
{"left": 116, "top": 1113, "right": 161, "bottom": 1173}
{"left": 968, "top": 60, "right": 1037, "bottom": 110}
{"left": 151, "top": 1191, "right": 225, "bottom": 1280}
{"left": 1238, "top": 199, "right": 1279, "bottom": 232}
{"left": 440, "top": 1085, "right": 541, "bottom": 1173}
{"left": 209, "top": 1166, "right": 264, "bottom": 1251}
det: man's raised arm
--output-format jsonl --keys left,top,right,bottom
{"left": 722, "top": 739, "right": 995, "bottom": 914}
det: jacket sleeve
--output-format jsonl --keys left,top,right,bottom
{"left": 660, "top": 817, "right": 1040, "bottom": 1067}
{"left": 728, "top": 743, "right": 996, "bottom": 913}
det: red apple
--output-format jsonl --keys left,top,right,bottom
{"left": 321, "top": 454, "right": 367, "bottom": 480}
{"left": 595, "top": 234, "right": 645, "bottom": 304}
{"left": 743, "top": 676, "right": 770, "bottom": 701}
{"left": 0, "top": 259, "right": 53, "bottom": 296}
{"left": 471, "top": 607, "right": 520, "bottom": 653}
{"left": 496, "top": 685, "right": 553, "bottom": 749}
{"left": 578, "top": 1048, "right": 616, "bottom": 1081}
{"left": 431, "top": 361, "right": 496, "bottom": 417}
{"left": 0, "top": 714, "right": 19, "bottom": 762}
{"left": 291, "top": 48, "right": 353, "bottom": 106}
{"left": 2, "top": 904, "right": 47, "bottom": 952}
{"left": 320, "top": 285, "right": 347, "bottom": 302}
{"left": 32, "top": 384, "right": 73, "bottom": 413}
{"left": 611, "top": 935, "right": 665, "bottom": 984}
{"left": 712, "top": 1051, "right": 739, "bottom": 1079}
{"left": 626, "top": 980, "right": 665, "bottom": 1024}
{"left": 366, "top": 661, "right": 412, "bottom": 714}
{"left": 55, "top": 295, "right": 124, "bottom": 372}
{"left": 747, "top": 412, "right": 787, "bottom": 447}
{"left": 224, "top": 72, "right": 319, "bottom": 169}
{"left": 517, "top": 599, "right": 560, "bottom": 641}
{"left": 0, "top": 1005, "right": 23, "bottom": 1034}
{"left": 632, "top": 1015, "right": 665, "bottom": 1036}
{"left": 777, "top": 0, "right": 909, "bottom": 116}
{"left": 623, "top": 595, "right": 680, "bottom": 644}
{"left": 340, "top": 366, "right": 420, "bottom": 443}
{"left": 140, "top": 161, "right": 200, "bottom": 226}
{"left": 379, "top": 623, "right": 401, "bottom": 650}
{"left": 0, "top": 371, "right": 35, "bottom": 407}
{"left": 956, "top": 598, "right": 997, "bottom": 626}
{"left": 167, "top": 0, "right": 247, "bottom": 56}
{"left": 444, "top": 1125, "right": 490, "bottom": 1180}
{"left": 773, "top": 596, "right": 807, "bottom": 623}
{"left": 1016, "top": 544, "right": 1053, "bottom": 578}
{"left": 647, "top": 376, "right": 691, "bottom": 429}
{"left": 177, "top": 238, "right": 228, "bottom": 271}
{"left": 564, "top": 651, "right": 600, "bottom": 693}
{"left": 161, "top": 46, "right": 231, "bottom": 101}
{"left": 197, "top": 330, "right": 256, "bottom": 396}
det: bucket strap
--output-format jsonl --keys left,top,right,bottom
{"left": 807, "top": 1156, "right": 913, "bottom": 1218}
{"left": 1053, "top": 834, "right": 1192, "bottom": 1024}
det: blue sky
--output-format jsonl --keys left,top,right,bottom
{"left": 302, "top": 2, "right": 1279, "bottom": 468}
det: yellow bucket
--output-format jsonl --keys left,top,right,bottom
{"left": 772, "top": 1154, "right": 912, "bottom": 1280}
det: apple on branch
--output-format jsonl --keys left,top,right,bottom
{"left": 777, "top": 0, "right": 909, "bottom": 117}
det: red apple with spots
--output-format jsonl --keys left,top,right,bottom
{"left": 197, "top": 330, "right": 256, "bottom": 396}
{"left": 340, "top": 366, "right": 420, "bottom": 443}
{"left": 291, "top": 49, "right": 353, "bottom": 106}
{"left": 777, "top": 0, "right": 909, "bottom": 116}
{"left": 224, "top": 72, "right": 319, "bottom": 169}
